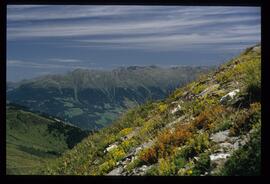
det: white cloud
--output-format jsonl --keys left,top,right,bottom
{"left": 7, "top": 6, "right": 261, "bottom": 51}
{"left": 7, "top": 59, "right": 92, "bottom": 69}
{"left": 49, "top": 58, "right": 82, "bottom": 63}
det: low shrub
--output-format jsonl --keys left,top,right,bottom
{"left": 157, "top": 158, "right": 176, "bottom": 175}
{"left": 108, "top": 147, "right": 126, "bottom": 162}
{"left": 211, "top": 118, "right": 232, "bottom": 133}
{"left": 181, "top": 133, "right": 210, "bottom": 159}
{"left": 230, "top": 104, "right": 261, "bottom": 136}
{"left": 192, "top": 152, "right": 210, "bottom": 175}
{"left": 158, "top": 103, "right": 168, "bottom": 113}
{"left": 139, "top": 147, "right": 158, "bottom": 164}
{"left": 193, "top": 105, "right": 226, "bottom": 130}
{"left": 121, "top": 138, "right": 138, "bottom": 152}
{"left": 98, "top": 159, "right": 116, "bottom": 175}
{"left": 172, "top": 155, "right": 187, "bottom": 170}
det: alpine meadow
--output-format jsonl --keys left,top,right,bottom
{"left": 6, "top": 5, "right": 261, "bottom": 176}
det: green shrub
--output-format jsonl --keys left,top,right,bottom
{"left": 181, "top": 133, "right": 210, "bottom": 159}
{"left": 191, "top": 83, "right": 207, "bottom": 95}
{"left": 173, "top": 155, "right": 187, "bottom": 170}
{"left": 145, "top": 165, "right": 159, "bottom": 175}
{"left": 211, "top": 119, "right": 232, "bottom": 133}
{"left": 118, "top": 127, "right": 133, "bottom": 137}
{"left": 192, "top": 152, "right": 210, "bottom": 175}
{"left": 157, "top": 158, "right": 176, "bottom": 175}
{"left": 121, "top": 138, "right": 138, "bottom": 153}
{"left": 108, "top": 147, "right": 126, "bottom": 162}
{"left": 158, "top": 103, "right": 168, "bottom": 113}
{"left": 243, "top": 58, "right": 261, "bottom": 103}
{"left": 230, "top": 104, "right": 261, "bottom": 136}
{"left": 98, "top": 159, "right": 116, "bottom": 175}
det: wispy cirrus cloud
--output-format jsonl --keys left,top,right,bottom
{"left": 7, "top": 5, "right": 261, "bottom": 51}
{"left": 7, "top": 5, "right": 261, "bottom": 81}
{"left": 49, "top": 58, "right": 82, "bottom": 63}
{"left": 7, "top": 59, "right": 91, "bottom": 69}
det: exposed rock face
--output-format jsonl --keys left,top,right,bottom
{"left": 210, "top": 130, "right": 230, "bottom": 143}
{"left": 107, "top": 166, "right": 124, "bottom": 176}
{"left": 209, "top": 129, "right": 251, "bottom": 174}
{"left": 104, "top": 143, "right": 118, "bottom": 153}
{"left": 197, "top": 84, "right": 220, "bottom": 97}
{"left": 210, "top": 153, "right": 231, "bottom": 161}
{"left": 130, "top": 165, "right": 153, "bottom": 176}
{"left": 171, "top": 104, "right": 182, "bottom": 114}
{"left": 220, "top": 89, "right": 240, "bottom": 104}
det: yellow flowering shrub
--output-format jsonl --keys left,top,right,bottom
{"left": 118, "top": 127, "right": 133, "bottom": 137}
{"left": 108, "top": 147, "right": 126, "bottom": 162}
{"left": 98, "top": 159, "right": 116, "bottom": 175}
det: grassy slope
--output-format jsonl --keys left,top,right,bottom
{"left": 42, "top": 44, "right": 261, "bottom": 175}
{"left": 6, "top": 105, "right": 89, "bottom": 175}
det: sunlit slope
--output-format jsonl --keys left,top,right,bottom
{"left": 43, "top": 44, "right": 261, "bottom": 176}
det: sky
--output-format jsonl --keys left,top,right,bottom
{"left": 7, "top": 5, "right": 261, "bottom": 82}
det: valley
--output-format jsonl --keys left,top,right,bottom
{"left": 7, "top": 66, "right": 212, "bottom": 130}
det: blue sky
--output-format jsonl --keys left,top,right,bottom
{"left": 7, "top": 5, "right": 261, "bottom": 81}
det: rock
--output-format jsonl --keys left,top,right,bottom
{"left": 131, "top": 165, "right": 152, "bottom": 175}
{"left": 197, "top": 84, "right": 220, "bottom": 97}
{"left": 252, "top": 46, "right": 261, "bottom": 53}
{"left": 105, "top": 143, "right": 118, "bottom": 153}
{"left": 131, "top": 156, "right": 138, "bottom": 163}
{"left": 141, "top": 140, "right": 154, "bottom": 149}
{"left": 116, "top": 161, "right": 122, "bottom": 166}
{"left": 124, "top": 151, "right": 135, "bottom": 160}
{"left": 210, "top": 130, "right": 230, "bottom": 143}
{"left": 210, "top": 153, "right": 231, "bottom": 161}
{"left": 106, "top": 166, "right": 124, "bottom": 176}
{"left": 233, "top": 141, "right": 240, "bottom": 150}
{"left": 122, "top": 158, "right": 131, "bottom": 165}
{"left": 135, "top": 147, "right": 143, "bottom": 155}
{"left": 171, "top": 104, "right": 182, "bottom": 114}
{"left": 93, "top": 159, "right": 100, "bottom": 165}
{"left": 219, "top": 142, "right": 234, "bottom": 151}
{"left": 220, "top": 89, "right": 240, "bottom": 104}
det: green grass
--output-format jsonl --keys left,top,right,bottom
{"left": 6, "top": 105, "right": 88, "bottom": 175}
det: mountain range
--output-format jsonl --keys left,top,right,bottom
{"left": 40, "top": 44, "right": 261, "bottom": 176}
{"left": 7, "top": 65, "right": 213, "bottom": 130}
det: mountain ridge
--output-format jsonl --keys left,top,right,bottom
{"left": 42, "top": 44, "right": 261, "bottom": 176}
{"left": 6, "top": 104, "right": 89, "bottom": 175}
{"left": 7, "top": 65, "right": 213, "bottom": 129}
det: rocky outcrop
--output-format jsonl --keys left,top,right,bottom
{"left": 209, "top": 129, "right": 250, "bottom": 174}
{"left": 220, "top": 89, "right": 240, "bottom": 104}
{"left": 104, "top": 143, "right": 118, "bottom": 153}
{"left": 107, "top": 166, "right": 124, "bottom": 176}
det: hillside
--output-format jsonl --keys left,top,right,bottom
{"left": 42, "top": 44, "right": 261, "bottom": 176}
{"left": 6, "top": 105, "right": 89, "bottom": 175}
{"left": 7, "top": 66, "right": 212, "bottom": 130}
